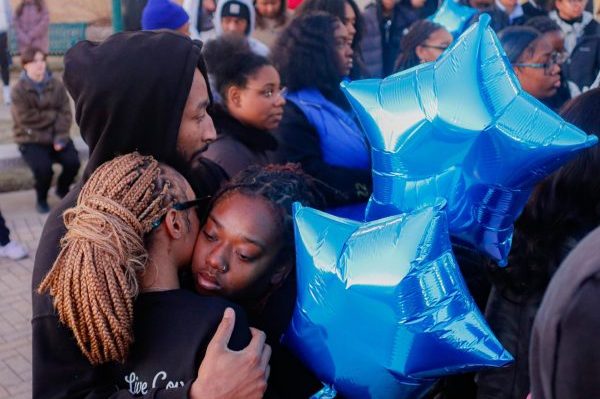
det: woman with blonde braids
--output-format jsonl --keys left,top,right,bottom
{"left": 39, "top": 153, "right": 255, "bottom": 395}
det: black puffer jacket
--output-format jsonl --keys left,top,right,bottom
{"left": 360, "top": 1, "right": 418, "bottom": 78}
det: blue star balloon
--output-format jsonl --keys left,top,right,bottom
{"left": 283, "top": 202, "right": 513, "bottom": 399}
{"left": 429, "top": 0, "right": 477, "bottom": 38}
{"left": 340, "top": 14, "right": 597, "bottom": 265}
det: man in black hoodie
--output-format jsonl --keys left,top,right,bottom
{"left": 31, "top": 30, "right": 270, "bottom": 399}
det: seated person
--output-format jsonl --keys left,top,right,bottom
{"left": 192, "top": 163, "right": 326, "bottom": 398}
{"left": 38, "top": 153, "right": 264, "bottom": 396}
{"left": 11, "top": 46, "right": 80, "bottom": 213}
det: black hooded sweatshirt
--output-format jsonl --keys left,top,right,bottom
{"left": 31, "top": 31, "right": 249, "bottom": 399}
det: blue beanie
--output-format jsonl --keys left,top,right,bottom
{"left": 142, "top": 0, "right": 190, "bottom": 31}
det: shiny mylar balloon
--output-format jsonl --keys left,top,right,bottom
{"left": 341, "top": 14, "right": 597, "bottom": 265}
{"left": 429, "top": 0, "right": 477, "bottom": 38}
{"left": 283, "top": 202, "right": 513, "bottom": 399}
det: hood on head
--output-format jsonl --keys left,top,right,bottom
{"left": 64, "top": 30, "right": 211, "bottom": 181}
{"left": 215, "top": 0, "right": 256, "bottom": 37}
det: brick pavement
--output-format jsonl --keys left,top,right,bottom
{"left": 0, "top": 190, "right": 62, "bottom": 399}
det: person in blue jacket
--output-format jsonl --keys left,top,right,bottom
{"left": 273, "top": 12, "right": 371, "bottom": 216}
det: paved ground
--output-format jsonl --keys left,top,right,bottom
{"left": 0, "top": 190, "right": 63, "bottom": 399}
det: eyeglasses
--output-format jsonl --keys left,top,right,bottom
{"left": 245, "top": 86, "right": 288, "bottom": 99}
{"left": 513, "top": 52, "right": 566, "bottom": 75}
{"left": 150, "top": 196, "right": 211, "bottom": 230}
{"left": 420, "top": 44, "right": 450, "bottom": 51}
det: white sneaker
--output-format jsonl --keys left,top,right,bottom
{"left": 2, "top": 85, "right": 10, "bottom": 105}
{"left": 0, "top": 241, "right": 28, "bottom": 260}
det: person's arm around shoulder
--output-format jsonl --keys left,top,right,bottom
{"left": 190, "top": 308, "right": 271, "bottom": 399}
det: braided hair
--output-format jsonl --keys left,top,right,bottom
{"left": 213, "top": 163, "right": 325, "bottom": 261}
{"left": 38, "top": 153, "right": 185, "bottom": 365}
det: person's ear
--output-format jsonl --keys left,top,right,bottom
{"left": 228, "top": 85, "right": 242, "bottom": 108}
{"left": 163, "top": 209, "right": 185, "bottom": 240}
{"left": 415, "top": 45, "right": 427, "bottom": 63}
{"left": 513, "top": 65, "right": 524, "bottom": 81}
{"left": 270, "top": 258, "right": 293, "bottom": 286}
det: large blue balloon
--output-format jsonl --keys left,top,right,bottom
{"left": 283, "top": 202, "right": 513, "bottom": 399}
{"left": 429, "top": 0, "right": 477, "bottom": 38}
{"left": 340, "top": 14, "right": 597, "bottom": 265}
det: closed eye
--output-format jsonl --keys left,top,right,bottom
{"left": 203, "top": 230, "right": 217, "bottom": 242}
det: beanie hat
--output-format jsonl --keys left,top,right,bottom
{"left": 221, "top": 1, "right": 251, "bottom": 23}
{"left": 142, "top": 0, "right": 190, "bottom": 31}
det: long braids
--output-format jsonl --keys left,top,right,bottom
{"left": 38, "top": 153, "right": 179, "bottom": 365}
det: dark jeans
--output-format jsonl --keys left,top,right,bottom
{"left": 0, "top": 32, "right": 9, "bottom": 86}
{"left": 0, "top": 210, "right": 9, "bottom": 246}
{"left": 19, "top": 141, "right": 81, "bottom": 203}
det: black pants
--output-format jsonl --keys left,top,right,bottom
{"left": 19, "top": 141, "right": 81, "bottom": 203}
{"left": 0, "top": 32, "right": 9, "bottom": 86}
{"left": 0, "top": 210, "right": 9, "bottom": 246}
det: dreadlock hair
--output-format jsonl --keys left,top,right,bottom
{"left": 38, "top": 153, "right": 186, "bottom": 365}
{"left": 212, "top": 163, "right": 325, "bottom": 263}
{"left": 395, "top": 19, "right": 445, "bottom": 72}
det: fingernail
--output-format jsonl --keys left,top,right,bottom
{"left": 224, "top": 307, "right": 234, "bottom": 319}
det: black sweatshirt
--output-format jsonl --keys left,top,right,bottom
{"left": 112, "top": 290, "right": 250, "bottom": 397}
{"left": 31, "top": 31, "right": 246, "bottom": 399}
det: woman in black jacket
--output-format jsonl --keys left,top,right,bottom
{"left": 202, "top": 35, "right": 285, "bottom": 178}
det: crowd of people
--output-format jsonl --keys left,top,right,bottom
{"left": 0, "top": 0, "right": 595, "bottom": 398}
